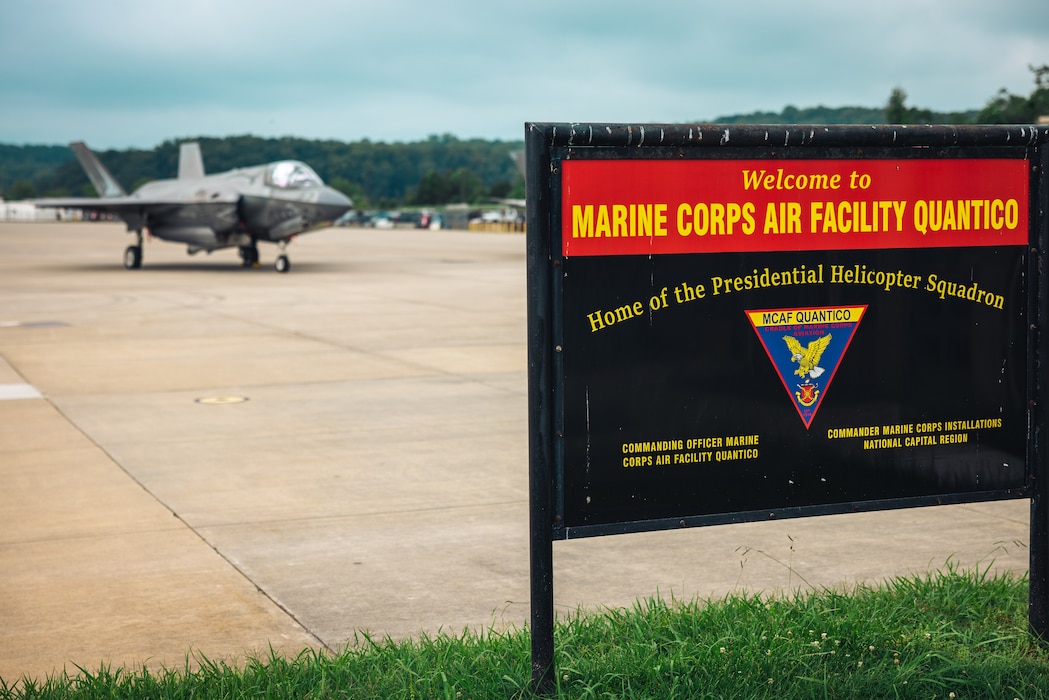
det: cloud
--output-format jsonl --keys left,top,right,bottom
{"left": 1, "top": 0, "right": 1046, "bottom": 148}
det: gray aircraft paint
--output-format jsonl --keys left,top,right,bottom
{"left": 36, "top": 142, "right": 353, "bottom": 272}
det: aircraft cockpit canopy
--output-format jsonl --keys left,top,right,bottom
{"left": 267, "top": 161, "right": 324, "bottom": 189}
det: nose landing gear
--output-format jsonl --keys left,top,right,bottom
{"left": 274, "top": 240, "right": 291, "bottom": 273}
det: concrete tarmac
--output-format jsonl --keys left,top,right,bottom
{"left": 0, "top": 221, "right": 1031, "bottom": 684}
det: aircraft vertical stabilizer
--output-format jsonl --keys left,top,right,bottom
{"left": 69, "top": 141, "right": 126, "bottom": 198}
{"left": 178, "top": 142, "right": 205, "bottom": 180}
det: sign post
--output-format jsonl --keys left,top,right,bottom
{"left": 526, "top": 123, "right": 1049, "bottom": 692}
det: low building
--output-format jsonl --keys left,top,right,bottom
{"left": 0, "top": 199, "right": 78, "bottom": 221}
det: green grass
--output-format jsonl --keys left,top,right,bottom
{"left": 4, "top": 565, "right": 1049, "bottom": 699}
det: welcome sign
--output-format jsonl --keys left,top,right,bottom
{"left": 526, "top": 123, "right": 1049, "bottom": 692}
{"left": 529, "top": 129, "right": 1037, "bottom": 539}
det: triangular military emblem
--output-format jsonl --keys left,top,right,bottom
{"left": 746, "top": 305, "right": 867, "bottom": 428}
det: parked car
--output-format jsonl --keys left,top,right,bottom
{"left": 417, "top": 210, "right": 442, "bottom": 230}
{"left": 335, "top": 210, "right": 365, "bottom": 226}
{"left": 361, "top": 211, "right": 394, "bottom": 229}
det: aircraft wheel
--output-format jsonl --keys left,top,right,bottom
{"left": 124, "top": 245, "right": 142, "bottom": 269}
{"left": 275, "top": 255, "right": 291, "bottom": 273}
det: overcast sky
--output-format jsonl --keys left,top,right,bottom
{"left": 1, "top": 0, "right": 1047, "bottom": 149}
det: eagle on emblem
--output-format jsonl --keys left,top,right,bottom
{"left": 783, "top": 334, "right": 832, "bottom": 379}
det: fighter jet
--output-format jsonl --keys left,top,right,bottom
{"left": 35, "top": 142, "right": 354, "bottom": 272}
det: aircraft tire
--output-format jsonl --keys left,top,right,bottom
{"left": 275, "top": 255, "right": 291, "bottom": 273}
{"left": 124, "top": 245, "right": 142, "bottom": 270}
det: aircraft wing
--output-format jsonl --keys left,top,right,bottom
{"left": 37, "top": 196, "right": 170, "bottom": 232}
{"left": 35, "top": 196, "right": 151, "bottom": 212}
{"left": 34, "top": 194, "right": 238, "bottom": 234}
{"left": 35, "top": 197, "right": 176, "bottom": 228}
{"left": 35, "top": 193, "right": 238, "bottom": 212}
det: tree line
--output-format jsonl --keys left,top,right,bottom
{"left": 0, "top": 133, "right": 526, "bottom": 209}
{"left": 2, "top": 66, "right": 1046, "bottom": 206}
{"left": 712, "top": 65, "right": 1047, "bottom": 126}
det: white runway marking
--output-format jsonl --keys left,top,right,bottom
{"left": 0, "top": 383, "right": 43, "bottom": 400}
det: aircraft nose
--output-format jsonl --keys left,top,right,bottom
{"left": 327, "top": 187, "right": 354, "bottom": 208}
{"left": 319, "top": 187, "right": 354, "bottom": 219}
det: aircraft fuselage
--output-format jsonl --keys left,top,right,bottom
{"left": 35, "top": 142, "right": 354, "bottom": 271}
{"left": 133, "top": 163, "right": 352, "bottom": 251}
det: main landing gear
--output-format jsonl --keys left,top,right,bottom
{"left": 239, "top": 240, "right": 290, "bottom": 272}
{"left": 239, "top": 243, "right": 260, "bottom": 268}
{"left": 123, "top": 245, "right": 142, "bottom": 269}
{"left": 124, "top": 232, "right": 143, "bottom": 269}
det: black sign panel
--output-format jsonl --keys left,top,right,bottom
{"left": 525, "top": 124, "right": 1049, "bottom": 692}
{"left": 561, "top": 246, "right": 1026, "bottom": 534}
{"left": 524, "top": 126, "right": 1048, "bottom": 540}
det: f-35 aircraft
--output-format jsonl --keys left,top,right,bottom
{"left": 36, "top": 142, "right": 354, "bottom": 272}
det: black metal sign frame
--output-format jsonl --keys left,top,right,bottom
{"left": 526, "top": 123, "right": 1049, "bottom": 692}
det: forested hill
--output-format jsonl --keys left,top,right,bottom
{"left": 3, "top": 67, "right": 1046, "bottom": 206}
{"left": 0, "top": 143, "right": 75, "bottom": 193}
{"left": 0, "top": 134, "right": 527, "bottom": 209}
{"left": 711, "top": 104, "right": 977, "bottom": 125}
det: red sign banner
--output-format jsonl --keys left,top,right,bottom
{"left": 561, "top": 158, "right": 1029, "bottom": 257}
